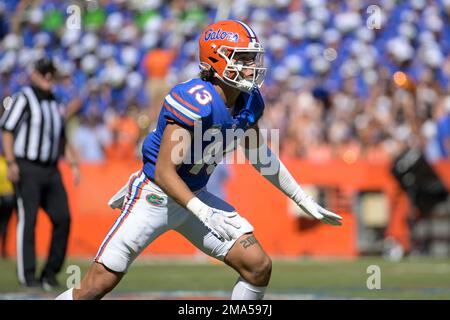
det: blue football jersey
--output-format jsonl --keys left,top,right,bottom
{"left": 142, "top": 78, "right": 264, "bottom": 191}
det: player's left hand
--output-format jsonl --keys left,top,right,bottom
{"left": 296, "top": 193, "right": 343, "bottom": 226}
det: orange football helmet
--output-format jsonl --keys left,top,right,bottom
{"left": 199, "top": 20, "right": 266, "bottom": 92}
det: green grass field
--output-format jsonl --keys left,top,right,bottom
{"left": 1, "top": 257, "right": 450, "bottom": 299}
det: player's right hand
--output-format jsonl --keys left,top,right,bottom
{"left": 203, "top": 208, "right": 241, "bottom": 241}
{"left": 187, "top": 197, "right": 241, "bottom": 241}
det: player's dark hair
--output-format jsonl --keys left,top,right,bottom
{"left": 200, "top": 69, "right": 215, "bottom": 82}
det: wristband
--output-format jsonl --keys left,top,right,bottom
{"left": 186, "top": 197, "right": 208, "bottom": 221}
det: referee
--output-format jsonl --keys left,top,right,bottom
{"left": 0, "top": 58, "right": 80, "bottom": 290}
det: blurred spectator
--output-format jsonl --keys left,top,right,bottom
{"left": 0, "top": 157, "right": 15, "bottom": 260}
{"left": 106, "top": 107, "right": 140, "bottom": 161}
{"left": 436, "top": 96, "right": 450, "bottom": 158}
{"left": 0, "top": 107, "right": 15, "bottom": 259}
{"left": 143, "top": 42, "right": 176, "bottom": 124}
{"left": 72, "top": 113, "right": 112, "bottom": 163}
{"left": 0, "top": 3, "right": 9, "bottom": 40}
{"left": 421, "top": 120, "right": 441, "bottom": 163}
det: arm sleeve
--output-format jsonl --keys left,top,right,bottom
{"left": 0, "top": 93, "right": 28, "bottom": 132}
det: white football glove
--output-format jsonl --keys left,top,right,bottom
{"left": 187, "top": 197, "right": 241, "bottom": 241}
{"left": 293, "top": 188, "right": 343, "bottom": 226}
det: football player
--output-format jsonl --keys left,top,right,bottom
{"left": 57, "top": 20, "right": 342, "bottom": 300}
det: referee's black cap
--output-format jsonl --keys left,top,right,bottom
{"left": 34, "top": 57, "right": 56, "bottom": 76}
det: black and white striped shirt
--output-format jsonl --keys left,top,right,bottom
{"left": 0, "top": 86, "right": 65, "bottom": 165}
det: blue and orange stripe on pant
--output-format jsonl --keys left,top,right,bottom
{"left": 95, "top": 171, "right": 149, "bottom": 262}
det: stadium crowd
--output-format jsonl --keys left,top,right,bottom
{"left": 1, "top": 0, "right": 450, "bottom": 164}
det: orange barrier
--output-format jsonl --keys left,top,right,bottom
{"left": 5, "top": 159, "right": 450, "bottom": 259}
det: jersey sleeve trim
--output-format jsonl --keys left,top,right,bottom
{"left": 163, "top": 102, "right": 194, "bottom": 127}
{"left": 171, "top": 92, "right": 200, "bottom": 112}
{"left": 165, "top": 94, "right": 202, "bottom": 122}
